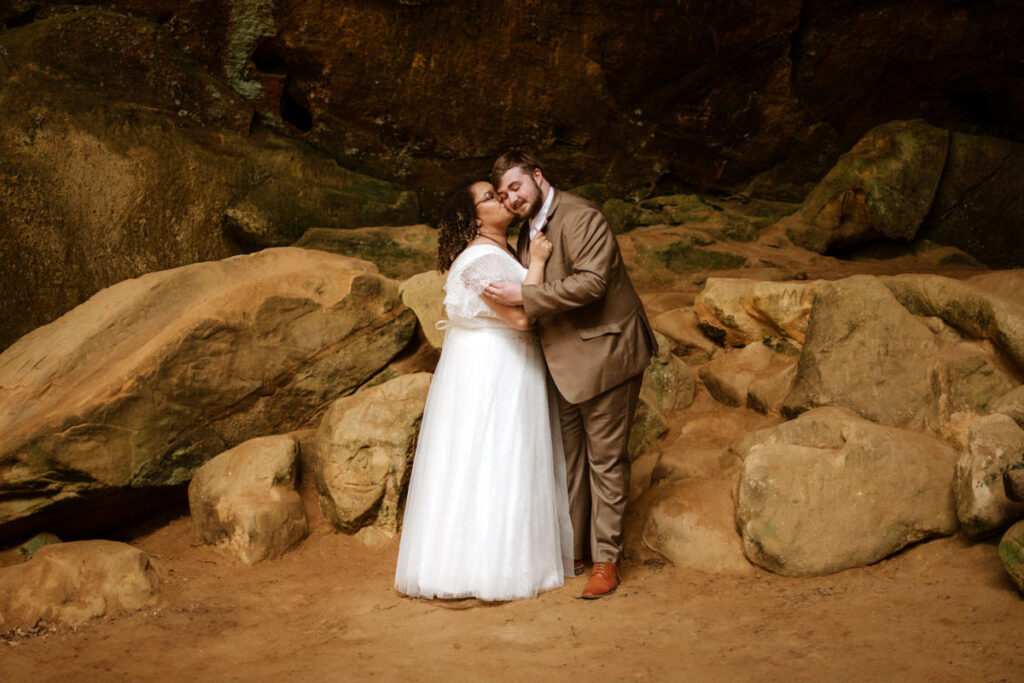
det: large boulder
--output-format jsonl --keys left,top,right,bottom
{"left": 640, "top": 414, "right": 754, "bottom": 574}
{"left": 0, "top": 248, "right": 416, "bottom": 540}
{"left": 0, "top": 540, "right": 158, "bottom": 632}
{"left": 954, "top": 414, "right": 1024, "bottom": 538}
{"left": 0, "top": 9, "right": 417, "bottom": 350}
{"left": 918, "top": 132, "right": 1024, "bottom": 270}
{"left": 783, "top": 275, "right": 1016, "bottom": 434}
{"left": 312, "top": 373, "right": 432, "bottom": 538}
{"left": 784, "top": 276, "right": 937, "bottom": 427}
{"left": 783, "top": 120, "right": 949, "bottom": 253}
{"left": 737, "top": 407, "right": 959, "bottom": 577}
{"left": 188, "top": 434, "right": 309, "bottom": 564}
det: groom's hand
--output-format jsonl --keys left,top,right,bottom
{"left": 484, "top": 281, "right": 524, "bottom": 306}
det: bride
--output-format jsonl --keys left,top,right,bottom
{"left": 394, "top": 180, "right": 574, "bottom": 601}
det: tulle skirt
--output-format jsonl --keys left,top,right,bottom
{"left": 394, "top": 323, "right": 574, "bottom": 601}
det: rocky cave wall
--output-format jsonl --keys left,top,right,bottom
{"left": 4, "top": 0, "right": 1020, "bottom": 194}
{"left": 0, "top": 0, "right": 1021, "bottom": 349}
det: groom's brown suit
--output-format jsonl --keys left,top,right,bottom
{"left": 518, "top": 189, "right": 656, "bottom": 564}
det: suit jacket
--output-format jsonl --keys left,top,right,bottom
{"left": 519, "top": 189, "right": 656, "bottom": 404}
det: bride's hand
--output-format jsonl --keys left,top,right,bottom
{"left": 530, "top": 233, "right": 553, "bottom": 262}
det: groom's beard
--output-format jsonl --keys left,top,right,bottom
{"left": 519, "top": 178, "right": 544, "bottom": 220}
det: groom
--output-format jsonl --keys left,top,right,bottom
{"left": 485, "top": 151, "right": 656, "bottom": 599}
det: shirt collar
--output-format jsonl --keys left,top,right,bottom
{"left": 529, "top": 186, "right": 555, "bottom": 237}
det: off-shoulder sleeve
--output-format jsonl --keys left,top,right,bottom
{"left": 460, "top": 253, "right": 525, "bottom": 294}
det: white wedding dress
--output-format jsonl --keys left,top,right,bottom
{"left": 394, "top": 244, "right": 574, "bottom": 601}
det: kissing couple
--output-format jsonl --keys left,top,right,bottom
{"left": 394, "top": 151, "right": 657, "bottom": 601}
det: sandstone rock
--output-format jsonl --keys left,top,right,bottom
{"left": 998, "top": 520, "right": 1024, "bottom": 593}
{"left": 652, "top": 420, "right": 745, "bottom": 485}
{"left": 295, "top": 225, "right": 436, "bottom": 280}
{"left": 919, "top": 132, "right": 1024, "bottom": 269}
{"left": 644, "top": 241, "right": 748, "bottom": 276}
{"left": 0, "top": 9, "right": 417, "bottom": 349}
{"left": 361, "top": 339, "right": 442, "bottom": 391}
{"left": 628, "top": 402, "right": 669, "bottom": 464}
{"left": 0, "top": 540, "right": 158, "bottom": 631}
{"left": 650, "top": 308, "right": 717, "bottom": 363}
{"left": 637, "top": 194, "right": 762, "bottom": 244}
{"left": 630, "top": 334, "right": 697, "bottom": 462}
{"left": 398, "top": 271, "right": 447, "bottom": 350}
{"left": 954, "top": 414, "right": 1024, "bottom": 538}
{"left": 1005, "top": 468, "right": 1024, "bottom": 503}
{"left": 965, "top": 270, "right": 1024, "bottom": 308}
{"left": 602, "top": 198, "right": 645, "bottom": 234}
{"left": 992, "top": 386, "right": 1024, "bottom": 428}
{"left": 312, "top": 373, "right": 432, "bottom": 536}
{"left": 4, "top": 0, "right": 1013, "bottom": 210}
{"left": 784, "top": 120, "right": 949, "bottom": 253}
{"left": 641, "top": 332, "right": 698, "bottom": 414}
{"left": 883, "top": 272, "right": 1024, "bottom": 374}
{"left": 224, "top": 171, "right": 418, "bottom": 251}
{"left": 784, "top": 275, "right": 939, "bottom": 428}
{"left": 694, "top": 277, "right": 821, "bottom": 349}
{"left": 188, "top": 435, "right": 308, "bottom": 564}
{"left": 747, "top": 363, "right": 799, "bottom": 416}
{"left": 0, "top": 248, "right": 416, "bottom": 539}
{"left": 935, "top": 345, "right": 1018, "bottom": 431}
{"left": 640, "top": 413, "right": 752, "bottom": 574}
{"left": 784, "top": 274, "right": 1019, "bottom": 437}
{"left": 737, "top": 407, "right": 959, "bottom": 577}
{"left": 606, "top": 194, "right": 761, "bottom": 244}
{"left": 640, "top": 195, "right": 715, "bottom": 226}
{"left": 642, "top": 480, "right": 754, "bottom": 576}
{"left": 628, "top": 447, "right": 661, "bottom": 505}
{"left": 699, "top": 342, "right": 795, "bottom": 409}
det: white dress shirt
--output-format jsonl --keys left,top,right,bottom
{"left": 528, "top": 187, "right": 555, "bottom": 241}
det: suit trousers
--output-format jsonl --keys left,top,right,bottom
{"left": 555, "top": 372, "right": 643, "bottom": 565}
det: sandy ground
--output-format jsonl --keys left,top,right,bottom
{"left": 2, "top": 517, "right": 1021, "bottom": 681}
{"left": 3, "top": 422, "right": 1022, "bottom": 682}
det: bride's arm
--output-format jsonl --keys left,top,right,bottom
{"left": 523, "top": 233, "right": 552, "bottom": 286}
{"left": 480, "top": 299, "right": 529, "bottom": 330}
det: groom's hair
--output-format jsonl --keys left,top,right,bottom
{"left": 490, "top": 151, "right": 545, "bottom": 188}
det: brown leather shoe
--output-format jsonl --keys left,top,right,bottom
{"left": 573, "top": 560, "right": 585, "bottom": 576}
{"left": 581, "top": 562, "right": 619, "bottom": 599}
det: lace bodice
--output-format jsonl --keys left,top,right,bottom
{"left": 443, "top": 245, "right": 526, "bottom": 326}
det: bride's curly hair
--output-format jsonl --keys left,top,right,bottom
{"left": 436, "top": 182, "right": 479, "bottom": 271}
